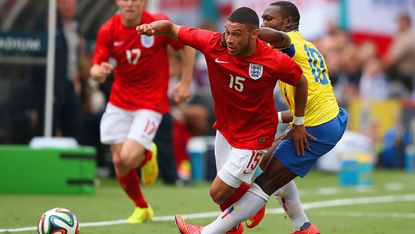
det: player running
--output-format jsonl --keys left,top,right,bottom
{"left": 90, "top": 0, "right": 195, "bottom": 224}
{"left": 137, "top": 6, "right": 312, "bottom": 233}
{"left": 174, "top": 2, "right": 348, "bottom": 233}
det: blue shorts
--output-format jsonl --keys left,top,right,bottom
{"left": 274, "top": 108, "right": 348, "bottom": 177}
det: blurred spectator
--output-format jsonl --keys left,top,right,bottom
{"left": 168, "top": 51, "right": 210, "bottom": 181}
{"left": 358, "top": 41, "right": 378, "bottom": 64}
{"left": 53, "top": 0, "right": 84, "bottom": 138}
{"left": 78, "top": 52, "right": 106, "bottom": 117}
{"left": 172, "top": 104, "right": 209, "bottom": 181}
{"left": 192, "top": 20, "right": 215, "bottom": 100}
{"left": 166, "top": 20, "right": 215, "bottom": 181}
{"left": 379, "top": 125, "right": 411, "bottom": 168}
{"left": 150, "top": 52, "right": 182, "bottom": 184}
{"left": 3, "top": 76, "right": 38, "bottom": 143}
{"left": 384, "top": 14, "right": 415, "bottom": 95}
{"left": 30, "top": 0, "right": 84, "bottom": 141}
{"left": 316, "top": 26, "right": 362, "bottom": 107}
{"left": 77, "top": 51, "right": 109, "bottom": 172}
{"left": 331, "top": 43, "right": 361, "bottom": 107}
{"left": 154, "top": 112, "right": 179, "bottom": 184}
{"left": 359, "top": 58, "right": 389, "bottom": 101}
{"left": 340, "top": 44, "right": 362, "bottom": 89}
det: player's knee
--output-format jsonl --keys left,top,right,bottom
{"left": 112, "top": 154, "right": 123, "bottom": 169}
{"left": 119, "top": 151, "right": 135, "bottom": 168}
{"left": 209, "top": 187, "right": 222, "bottom": 204}
{"left": 209, "top": 187, "right": 228, "bottom": 204}
{"left": 120, "top": 143, "right": 146, "bottom": 168}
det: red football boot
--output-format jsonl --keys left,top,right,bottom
{"left": 175, "top": 215, "right": 203, "bottom": 234}
{"left": 226, "top": 223, "right": 244, "bottom": 233}
{"left": 291, "top": 222, "right": 320, "bottom": 234}
{"left": 245, "top": 205, "right": 266, "bottom": 228}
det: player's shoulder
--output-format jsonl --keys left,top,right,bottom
{"left": 182, "top": 26, "right": 221, "bottom": 42}
{"left": 99, "top": 14, "right": 121, "bottom": 32}
{"left": 257, "top": 40, "right": 293, "bottom": 67}
{"left": 210, "top": 31, "right": 222, "bottom": 40}
{"left": 207, "top": 31, "right": 226, "bottom": 50}
{"left": 152, "top": 13, "right": 169, "bottom": 20}
{"left": 287, "top": 31, "right": 308, "bottom": 46}
{"left": 259, "top": 40, "right": 285, "bottom": 57}
{"left": 145, "top": 11, "right": 169, "bottom": 22}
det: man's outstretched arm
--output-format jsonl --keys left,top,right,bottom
{"left": 258, "top": 27, "right": 291, "bottom": 49}
{"left": 137, "top": 20, "right": 181, "bottom": 39}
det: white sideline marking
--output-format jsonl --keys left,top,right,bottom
{"left": 384, "top": 183, "right": 405, "bottom": 191}
{"left": 313, "top": 187, "right": 342, "bottom": 195}
{"left": 301, "top": 182, "right": 406, "bottom": 196}
{"left": 1, "top": 194, "right": 415, "bottom": 233}
{"left": 314, "top": 211, "right": 415, "bottom": 219}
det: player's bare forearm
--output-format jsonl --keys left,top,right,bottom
{"left": 180, "top": 46, "right": 195, "bottom": 99}
{"left": 293, "top": 75, "right": 307, "bottom": 117}
{"left": 258, "top": 27, "right": 291, "bottom": 48}
{"left": 290, "top": 75, "right": 316, "bottom": 155}
{"left": 173, "top": 45, "right": 195, "bottom": 103}
{"left": 180, "top": 46, "right": 195, "bottom": 85}
{"left": 90, "top": 64, "right": 101, "bottom": 82}
{"left": 90, "top": 63, "right": 113, "bottom": 83}
{"left": 280, "top": 110, "right": 293, "bottom": 123}
{"left": 260, "top": 139, "right": 281, "bottom": 170}
{"left": 137, "top": 20, "right": 181, "bottom": 39}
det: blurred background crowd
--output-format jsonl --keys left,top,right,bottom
{"left": 0, "top": 0, "right": 415, "bottom": 184}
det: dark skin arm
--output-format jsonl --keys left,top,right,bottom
{"left": 280, "top": 110, "right": 293, "bottom": 123}
{"left": 285, "top": 75, "right": 316, "bottom": 156}
{"left": 259, "top": 26, "right": 315, "bottom": 155}
{"left": 258, "top": 27, "right": 291, "bottom": 48}
{"left": 261, "top": 75, "right": 314, "bottom": 169}
{"left": 258, "top": 110, "right": 293, "bottom": 169}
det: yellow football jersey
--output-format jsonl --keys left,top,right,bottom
{"left": 278, "top": 31, "right": 339, "bottom": 126}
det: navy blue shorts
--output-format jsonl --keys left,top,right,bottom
{"left": 274, "top": 108, "right": 348, "bottom": 177}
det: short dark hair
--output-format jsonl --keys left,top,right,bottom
{"left": 399, "top": 13, "right": 412, "bottom": 24}
{"left": 271, "top": 1, "right": 300, "bottom": 25}
{"left": 228, "top": 7, "right": 259, "bottom": 29}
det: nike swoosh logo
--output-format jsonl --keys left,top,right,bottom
{"left": 215, "top": 58, "right": 229, "bottom": 64}
{"left": 113, "top": 41, "right": 124, "bottom": 47}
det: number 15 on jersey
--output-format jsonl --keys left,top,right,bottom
{"left": 229, "top": 74, "right": 245, "bottom": 92}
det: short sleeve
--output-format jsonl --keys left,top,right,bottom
{"left": 280, "top": 44, "right": 296, "bottom": 58}
{"left": 92, "top": 25, "right": 111, "bottom": 65}
{"left": 178, "top": 26, "right": 214, "bottom": 53}
{"left": 275, "top": 52, "right": 303, "bottom": 85}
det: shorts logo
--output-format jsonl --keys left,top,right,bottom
{"left": 258, "top": 138, "right": 266, "bottom": 143}
{"left": 249, "top": 63, "right": 263, "bottom": 80}
{"left": 113, "top": 41, "right": 124, "bottom": 47}
{"left": 242, "top": 169, "right": 251, "bottom": 175}
{"left": 141, "top": 35, "right": 154, "bottom": 48}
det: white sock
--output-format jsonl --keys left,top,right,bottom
{"left": 275, "top": 180, "right": 309, "bottom": 231}
{"left": 202, "top": 183, "right": 269, "bottom": 234}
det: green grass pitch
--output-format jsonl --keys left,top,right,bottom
{"left": 1, "top": 169, "right": 414, "bottom": 233}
